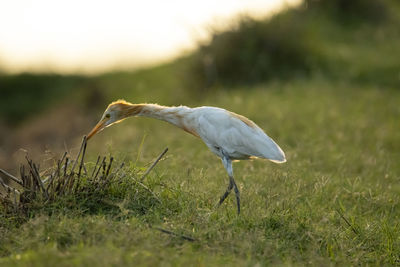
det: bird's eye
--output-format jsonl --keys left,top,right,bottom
{"left": 105, "top": 114, "right": 111, "bottom": 119}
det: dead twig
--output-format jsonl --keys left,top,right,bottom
{"left": 151, "top": 226, "right": 196, "bottom": 242}
{"left": 94, "top": 157, "right": 115, "bottom": 192}
{"left": 110, "top": 162, "right": 125, "bottom": 178}
{"left": 74, "top": 136, "right": 88, "bottom": 192}
{"left": 26, "top": 157, "right": 48, "bottom": 199}
{"left": 105, "top": 157, "right": 114, "bottom": 177}
{"left": 0, "top": 168, "right": 23, "bottom": 187}
{"left": 63, "top": 158, "right": 69, "bottom": 179}
{"left": 140, "top": 147, "right": 168, "bottom": 182}
{"left": 0, "top": 178, "right": 18, "bottom": 198}
{"left": 69, "top": 136, "right": 87, "bottom": 176}
{"left": 93, "top": 157, "right": 106, "bottom": 182}
{"left": 33, "top": 161, "right": 48, "bottom": 199}
{"left": 63, "top": 136, "right": 88, "bottom": 193}
{"left": 43, "top": 151, "right": 67, "bottom": 184}
{"left": 91, "top": 156, "right": 101, "bottom": 179}
{"left": 77, "top": 137, "right": 87, "bottom": 179}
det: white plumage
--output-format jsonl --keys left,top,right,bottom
{"left": 192, "top": 106, "right": 286, "bottom": 162}
{"left": 87, "top": 101, "right": 286, "bottom": 214}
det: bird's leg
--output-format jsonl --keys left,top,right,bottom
{"left": 218, "top": 177, "right": 233, "bottom": 206}
{"left": 231, "top": 176, "right": 240, "bottom": 214}
{"left": 219, "top": 153, "right": 241, "bottom": 214}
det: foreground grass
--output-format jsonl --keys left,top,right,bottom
{"left": 1, "top": 78, "right": 400, "bottom": 266}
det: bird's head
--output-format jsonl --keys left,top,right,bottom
{"left": 87, "top": 100, "right": 135, "bottom": 140}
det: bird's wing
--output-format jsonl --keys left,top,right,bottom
{"left": 194, "top": 107, "right": 285, "bottom": 162}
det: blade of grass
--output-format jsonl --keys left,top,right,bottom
{"left": 336, "top": 208, "right": 359, "bottom": 235}
{"left": 135, "top": 133, "right": 147, "bottom": 166}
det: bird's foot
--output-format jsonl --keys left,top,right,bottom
{"left": 232, "top": 179, "right": 240, "bottom": 214}
{"left": 217, "top": 176, "right": 240, "bottom": 214}
{"left": 218, "top": 177, "right": 234, "bottom": 206}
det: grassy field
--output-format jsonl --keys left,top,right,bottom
{"left": 1, "top": 1, "right": 400, "bottom": 265}
{"left": 1, "top": 77, "right": 399, "bottom": 266}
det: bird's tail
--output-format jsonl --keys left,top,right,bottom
{"left": 261, "top": 136, "right": 286, "bottom": 163}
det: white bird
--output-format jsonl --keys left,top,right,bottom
{"left": 87, "top": 100, "right": 286, "bottom": 214}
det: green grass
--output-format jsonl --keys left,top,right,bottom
{"left": 1, "top": 3, "right": 400, "bottom": 264}
{"left": 1, "top": 77, "right": 399, "bottom": 266}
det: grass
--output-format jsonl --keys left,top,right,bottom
{"left": 1, "top": 2, "right": 400, "bottom": 264}
{"left": 1, "top": 77, "right": 399, "bottom": 266}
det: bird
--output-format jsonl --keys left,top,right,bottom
{"left": 87, "top": 100, "right": 286, "bottom": 214}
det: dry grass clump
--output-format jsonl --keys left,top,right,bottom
{"left": 0, "top": 136, "right": 121, "bottom": 215}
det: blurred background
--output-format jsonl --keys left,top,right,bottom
{"left": 0, "top": 0, "right": 399, "bottom": 172}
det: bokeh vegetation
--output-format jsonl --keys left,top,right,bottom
{"left": 0, "top": 74, "right": 86, "bottom": 125}
{"left": 1, "top": 0, "right": 400, "bottom": 265}
{"left": 187, "top": 0, "right": 400, "bottom": 88}
{"left": 1, "top": 0, "right": 399, "bottom": 123}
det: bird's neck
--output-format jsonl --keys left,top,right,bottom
{"left": 127, "top": 104, "right": 199, "bottom": 137}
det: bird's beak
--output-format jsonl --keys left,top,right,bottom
{"left": 87, "top": 118, "right": 108, "bottom": 140}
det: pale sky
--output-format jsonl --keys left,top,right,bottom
{"left": 0, "top": 0, "right": 300, "bottom": 74}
